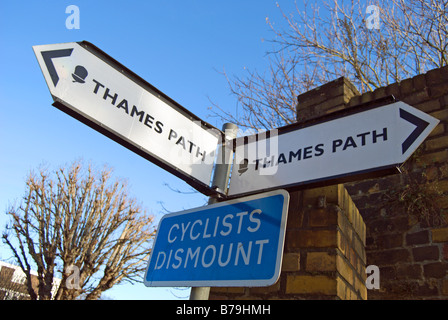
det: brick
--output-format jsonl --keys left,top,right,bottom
{"left": 400, "top": 78, "right": 414, "bottom": 95}
{"left": 309, "top": 207, "right": 338, "bottom": 227}
{"left": 285, "top": 275, "right": 337, "bottom": 295}
{"left": 336, "top": 279, "right": 348, "bottom": 300}
{"left": 306, "top": 252, "right": 336, "bottom": 271}
{"left": 233, "top": 295, "right": 262, "bottom": 300}
{"left": 354, "top": 275, "right": 367, "bottom": 300}
{"left": 415, "top": 99, "right": 441, "bottom": 113}
{"left": 287, "top": 191, "right": 304, "bottom": 228}
{"left": 338, "top": 232, "right": 350, "bottom": 258}
{"left": 286, "top": 210, "right": 304, "bottom": 229}
{"left": 443, "top": 279, "right": 448, "bottom": 295}
{"left": 324, "top": 104, "right": 346, "bottom": 115}
{"left": 426, "top": 68, "right": 444, "bottom": 87}
{"left": 428, "top": 123, "right": 445, "bottom": 138}
{"left": 353, "top": 236, "right": 366, "bottom": 263}
{"left": 430, "top": 108, "right": 448, "bottom": 121}
{"left": 373, "top": 87, "right": 387, "bottom": 100}
{"left": 426, "top": 136, "right": 448, "bottom": 151}
{"left": 208, "top": 294, "right": 230, "bottom": 300}
{"left": 297, "top": 86, "right": 325, "bottom": 105}
{"left": 362, "top": 91, "right": 375, "bottom": 104}
{"left": 432, "top": 227, "right": 448, "bottom": 242}
{"left": 301, "top": 77, "right": 358, "bottom": 101}
{"left": 412, "top": 245, "right": 440, "bottom": 261}
{"left": 425, "top": 166, "right": 439, "bottom": 181}
{"left": 337, "top": 278, "right": 359, "bottom": 300}
{"left": 356, "top": 253, "right": 366, "bottom": 276}
{"left": 318, "top": 96, "right": 347, "bottom": 112}
{"left": 379, "top": 266, "right": 397, "bottom": 280}
{"left": 369, "top": 216, "right": 409, "bottom": 234}
{"left": 403, "top": 88, "right": 431, "bottom": 106}
{"left": 386, "top": 82, "right": 401, "bottom": 99}
{"left": 434, "top": 195, "right": 448, "bottom": 210}
{"left": 441, "top": 94, "right": 448, "bottom": 108}
{"left": 369, "top": 248, "right": 411, "bottom": 265}
{"left": 406, "top": 230, "right": 430, "bottom": 246}
{"left": 433, "top": 179, "right": 448, "bottom": 193}
{"left": 210, "top": 287, "right": 245, "bottom": 294}
{"left": 348, "top": 94, "right": 361, "bottom": 107}
{"left": 358, "top": 217, "right": 366, "bottom": 246}
{"left": 249, "top": 281, "right": 281, "bottom": 295}
{"left": 423, "top": 262, "right": 448, "bottom": 278}
{"left": 336, "top": 255, "right": 354, "bottom": 284}
{"left": 338, "top": 210, "right": 352, "bottom": 240}
{"left": 325, "top": 79, "right": 347, "bottom": 97}
{"left": 413, "top": 74, "right": 427, "bottom": 90}
{"left": 282, "top": 253, "right": 300, "bottom": 272}
{"left": 303, "top": 185, "right": 344, "bottom": 207}
{"left": 428, "top": 83, "right": 448, "bottom": 98}
{"left": 297, "top": 94, "right": 324, "bottom": 110}
{"left": 288, "top": 229, "right": 338, "bottom": 248}
{"left": 397, "top": 264, "right": 423, "bottom": 280}
{"left": 376, "top": 233, "right": 403, "bottom": 249}
{"left": 414, "top": 282, "right": 439, "bottom": 296}
{"left": 297, "top": 108, "right": 312, "bottom": 123}
{"left": 297, "top": 77, "right": 357, "bottom": 110}
{"left": 348, "top": 247, "right": 357, "bottom": 272}
{"left": 418, "top": 150, "right": 448, "bottom": 166}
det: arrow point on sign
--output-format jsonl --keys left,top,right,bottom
{"left": 399, "top": 108, "right": 430, "bottom": 154}
{"left": 41, "top": 48, "right": 73, "bottom": 87}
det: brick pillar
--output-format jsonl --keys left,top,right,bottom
{"left": 209, "top": 185, "right": 367, "bottom": 300}
{"left": 283, "top": 186, "right": 367, "bottom": 299}
{"left": 297, "top": 77, "right": 360, "bottom": 122}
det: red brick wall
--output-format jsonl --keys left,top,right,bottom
{"left": 343, "top": 66, "right": 448, "bottom": 299}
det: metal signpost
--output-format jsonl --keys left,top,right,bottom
{"left": 189, "top": 122, "right": 238, "bottom": 300}
{"left": 143, "top": 189, "right": 290, "bottom": 287}
{"left": 33, "top": 41, "right": 222, "bottom": 196}
{"left": 228, "top": 99, "right": 440, "bottom": 197}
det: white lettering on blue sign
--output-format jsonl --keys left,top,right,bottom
{"left": 144, "top": 190, "right": 289, "bottom": 287}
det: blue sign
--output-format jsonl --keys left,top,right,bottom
{"left": 144, "top": 190, "right": 289, "bottom": 287}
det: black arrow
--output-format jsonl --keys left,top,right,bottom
{"left": 41, "top": 48, "right": 73, "bottom": 87}
{"left": 399, "top": 108, "right": 429, "bottom": 154}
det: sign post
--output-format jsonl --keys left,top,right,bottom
{"left": 190, "top": 122, "right": 238, "bottom": 300}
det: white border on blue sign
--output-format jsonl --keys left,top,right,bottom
{"left": 143, "top": 189, "right": 290, "bottom": 288}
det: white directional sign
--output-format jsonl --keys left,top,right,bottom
{"left": 33, "top": 41, "right": 221, "bottom": 195}
{"left": 144, "top": 190, "right": 289, "bottom": 287}
{"left": 229, "top": 101, "right": 439, "bottom": 197}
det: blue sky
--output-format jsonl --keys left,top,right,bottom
{"left": 0, "top": 0, "right": 300, "bottom": 300}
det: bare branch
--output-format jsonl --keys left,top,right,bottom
{"left": 210, "top": 0, "right": 448, "bottom": 130}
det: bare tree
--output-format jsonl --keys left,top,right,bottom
{"left": 210, "top": 0, "right": 448, "bottom": 130}
{"left": 2, "top": 161, "right": 155, "bottom": 300}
